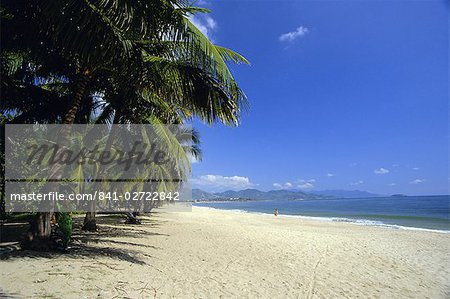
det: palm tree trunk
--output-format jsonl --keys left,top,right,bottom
{"left": 63, "top": 70, "right": 91, "bottom": 124}
{"left": 82, "top": 109, "right": 120, "bottom": 231}
{"left": 36, "top": 212, "right": 52, "bottom": 237}
{"left": 31, "top": 69, "right": 92, "bottom": 242}
{"left": 82, "top": 210, "right": 97, "bottom": 230}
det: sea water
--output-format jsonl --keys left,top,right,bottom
{"left": 195, "top": 195, "right": 450, "bottom": 232}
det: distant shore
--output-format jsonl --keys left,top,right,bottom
{"left": 196, "top": 205, "right": 450, "bottom": 234}
{"left": 195, "top": 195, "right": 450, "bottom": 232}
{"left": 1, "top": 206, "right": 450, "bottom": 298}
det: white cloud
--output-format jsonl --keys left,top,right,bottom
{"left": 297, "top": 179, "right": 316, "bottom": 183}
{"left": 297, "top": 179, "right": 316, "bottom": 189}
{"left": 412, "top": 167, "right": 420, "bottom": 171}
{"left": 297, "top": 182, "right": 314, "bottom": 189}
{"left": 410, "top": 178, "right": 426, "bottom": 184}
{"left": 273, "top": 182, "right": 293, "bottom": 189}
{"left": 189, "top": 15, "right": 217, "bottom": 40}
{"left": 187, "top": 153, "right": 199, "bottom": 164}
{"left": 205, "top": 16, "right": 217, "bottom": 30}
{"left": 279, "top": 26, "right": 309, "bottom": 42}
{"left": 327, "top": 173, "right": 334, "bottom": 177}
{"left": 374, "top": 167, "right": 390, "bottom": 175}
{"left": 350, "top": 180, "right": 364, "bottom": 186}
{"left": 274, "top": 179, "right": 315, "bottom": 190}
{"left": 190, "top": 16, "right": 209, "bottom": 38}
{"left": 389, "top": 183, "right": 396, "bottom": 186}
{"left": 191, "top": 174, "right": 255, "bottom": 191}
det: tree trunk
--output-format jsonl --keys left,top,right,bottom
{"left": 143, "top": 198, "right": 153, "bottom": 213}
{"left": 29, "top": 69, "right": 92, "bottom": 243}
{"left": 82, "top": 210, "right": 97, "bottom": 231}
{"left": 36, "top": 212, "right": 52, "bottom": 237}
{"left": 125, "top": 212, "right": 141, "bottom": 224}
{"left": 82, "top": 109, "right": 121, "bottom": 230}
{"left": 63, "top": 69, "right": 92, "bottom": 124}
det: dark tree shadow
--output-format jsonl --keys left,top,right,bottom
{"left": 0, "top": 212, "right": 169, "bottom": 265}
{"left": 0, "top": 290, "right": 21, "bottom": 299}
{"left": 0, "top": 222, "right": 30, "bottom": 243}
{"left": 1, "top": 244, "right": 147, "bottom": 265}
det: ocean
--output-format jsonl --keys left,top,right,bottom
{"left": 194, "top": 195, "right": 450, "bottom": 232}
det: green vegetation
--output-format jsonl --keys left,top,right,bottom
{"left": 57, "top": 212, "right": 73, "bottom": 249}
{"left": 0, "top": 0, "right": 248, "bottom": 249}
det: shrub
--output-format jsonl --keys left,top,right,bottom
{"left": 58, "top": 212, "right": 73, "bottom": 249}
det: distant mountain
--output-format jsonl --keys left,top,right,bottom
{"left": 311, "top": 189, "right": 382, "bottom": 198}
{"left": 192, "top": 188, "right": 330, "bottom": 201}
{"left": 215, "top": 189, "right": 267, "bottom": 200}
{"left": 192, "top": 188, "right": 384, "bottom": 201}
{"left": 390, "top": 194, "right": 407, "bottom": 197}
{"left": 265, "top": 189, "right": 329, "bottom": 200}
{"left": 192, "top": 189, "right": 218, "bottom": 200}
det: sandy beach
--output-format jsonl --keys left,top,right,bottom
{"left": 1, "top": 206, "right": 449, "bottom": 298}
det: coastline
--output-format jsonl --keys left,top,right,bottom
{"left": 196, "top": 205, "right": 450, "bottom": 234}
{"left": 1, "top": 206, "right": 450, "bottom": 298}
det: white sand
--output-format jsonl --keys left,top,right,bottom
{"left": 1, "top": 206, "right": 449, "bottom": 298}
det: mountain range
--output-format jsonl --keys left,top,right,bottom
{"left": 192, "top": 188, "right": 382, "bottom": 201}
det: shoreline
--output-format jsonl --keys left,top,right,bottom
{"left": 194, "top": 205, "right": 450, "bottom": 234}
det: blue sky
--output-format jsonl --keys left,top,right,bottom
{"left": 189, "top": 0, "right": 449, "bottom": 196}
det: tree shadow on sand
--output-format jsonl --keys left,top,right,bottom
{"left": 0, "top": 214, "right": 169, "bottom": 265}
{"left": 0, "top": 290, "right": 21, "bottom": 299}
{"left": 1, "top": 243, "right": 147, "bottom": 265}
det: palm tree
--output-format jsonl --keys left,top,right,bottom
{"left": 1, "top": 0, "right": 249, "bottom": 242}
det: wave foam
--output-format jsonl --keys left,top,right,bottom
{"left": 196, "top": 206, "right": 450, "bottom": 234}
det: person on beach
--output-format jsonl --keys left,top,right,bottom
{"left": 274, "top": 209, "right": 279, "bottom": 216}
